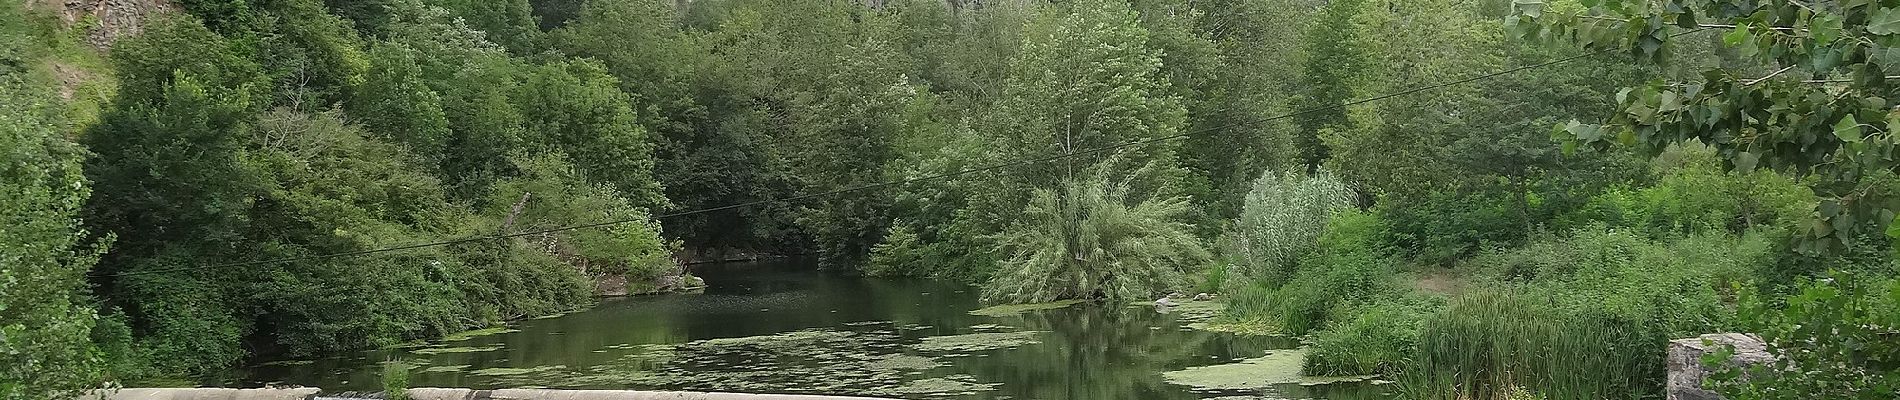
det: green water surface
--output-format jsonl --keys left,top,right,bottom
{"left": 239, "top": 259, "right": 1391, "bottom": 399}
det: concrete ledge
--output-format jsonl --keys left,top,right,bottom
{"left": 484, "top": 389, "right": 894, "bottom": 400}
{"left": 84, "top": 388, "right": 321, "bottom": 400}
{"left": 405, "top": 388, "right": 477, "bottom": 400}
{"left": 92, "top": 388, "right": 896, "bottom": 400}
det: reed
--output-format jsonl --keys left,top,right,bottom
{"left": 1402, "top": 290, "right": 1651, "bottom": 400}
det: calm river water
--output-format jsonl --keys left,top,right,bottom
{"left": 238, "top": 259, "right": 1391, "bottom": 399}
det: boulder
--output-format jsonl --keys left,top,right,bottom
{"left": 1666, "top": 333, "right": 1772, "bottom": 400}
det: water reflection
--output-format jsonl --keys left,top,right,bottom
{"left": 239, "top": 259, "right": 1392, "bottom": 399}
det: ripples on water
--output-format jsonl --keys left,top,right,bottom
{"left": 238, "top": 259, "right": 1393, "bottom": 399}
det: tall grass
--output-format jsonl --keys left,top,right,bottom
{"left": 1403, "top": 291, "right": 1649, "bottom": 400}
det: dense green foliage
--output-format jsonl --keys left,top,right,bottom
{"left": 0, "top": 4, "right": 108, "bottom": 398}
{"left": 2, "top": 0, "right": 1895, "bottom": 395}
{"left": 1711, "top": 275, "right": 1900, "bottom": 399}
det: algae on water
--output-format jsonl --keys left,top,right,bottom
{"left": 1162, "top": 348, "right": 1308, "bottom": 390}
{"left": 911, "top": 331, "right": 1044, "bottom": 353}
{"left": 411, "top": 345, "right": 503, "bottom": 355}
{"left": 421, "top": 364, "right": 470, "bottom": 373}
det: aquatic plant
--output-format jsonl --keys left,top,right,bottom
{"left": 382, "top": 362, "right": 411, "bottom": 400}
{"left": 1161, "top": 348, "right": 1308, "bottom": 390}
{"left": 1403, "top": 291, "right": 1644, "bottom": 400}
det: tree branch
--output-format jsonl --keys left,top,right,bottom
{"left": 1746, "top": 65, "right": 1797, "bottom": 85}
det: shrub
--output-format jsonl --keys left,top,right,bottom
{"left": 1710, "top": 274, "right": 1900, "bottom": 400}
{"left": 1224, "top": 211, "right": 1404, "bottom": 335}
{"left": 1303, "top": 299, "right": 1431, "bottom": 376}
{"left": 1230, "top": 168, "right": 1355, "bottom": 288}
{"left": 982, "top": 167, "right": 1210, "bottom": 303}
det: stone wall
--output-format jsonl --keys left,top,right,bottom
{"left": 1666, "top": 333, "right": 1772, "bottom": 400}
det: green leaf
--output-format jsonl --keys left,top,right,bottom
{"left": 1724, "top": 24, "right": 1751, "bottom": 46}
{"left": 1812, "top": 14, "right": 1843, "bottom": 45}
{"left": 1513, "top": 0, "right": 1544, "bottom": 18}
{"left": 1869, "top": 8, "right": 1900, "bottom": 35}
{"left": 1734, "top": 151, "right": 1761, "bottom": 172}
{"left": 1659, "top": 90, "right": 1683, "bottom": 112}
{"left": 1566, "top": 120, "right": 1605, "bottom": 142}
{"left": 1836, "top": 114, "right": 1864, "bottom": 142}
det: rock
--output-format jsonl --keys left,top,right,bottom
{"left": 84, "top": 388, "right": 320, "bottom": 400}
{"left": 1193, "top": 293, "right": 1213, "bottom": 301}
{"left": 1667, "top": 333, "right": 1772, "bottom": 400}
{"left": 1153, "top": 297, "right": 1177, "bottom": 307}
{"left": 595, "top": 274, "right": 630, "bottom": 296}
{"left": 406, "top": 388, "right": 478, "bottom": 400}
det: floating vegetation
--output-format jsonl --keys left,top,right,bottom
{"left": 469, "top": 365, "right": 566, "bottom": 376}
{"left": 912, "top": 331, "right": 1044, "bottom": 353}
{"left": 421, "top": 365, "right": 470, "bottom": 373}
{"left": 1159, "top": 300, "right": 1227, "bottom": 323}
{"left": 1186, "top": 318, "right": 1278, "bottom": 336}
{"left": 255, "top": 359, "right": 314, "bottom": 367}
{"left": 411, "top": 345, "right": 503, "bottom": 355}
{"left": 442, "top": 327, "right": 519, "bottom": 342}
{"left": 866, "top": 354, "right": 943, "bottom": 371}
{"left": 843, "top": 320, "right": 891, "bottom": 326}
{"left": 1162, "top": 348, "right": 1308, "bottom": 390}
{"left": 436, "top": 327, "right": 1027, "bottom": 398}
{"left": 968, "top": 299, "right": 1086, "bottom": 317}
{"left": 968, "top": 323, "right": 1012, "bottom": 331}
{"left": 883, "top": 375, "right": 999, "bottom": 396}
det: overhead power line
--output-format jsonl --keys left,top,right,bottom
{"left": 103, "top": 30, "right": 1704, "bottom": 278}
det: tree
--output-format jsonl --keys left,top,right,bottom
{"left": 348, "top": 41, "right": 451, "bottom": 162}
{"left": 991, "top": 0, "right": 1188, "bottom": 194}
{"left": 983, "top": 165, "right": 1210, "bottom": 303}
{"left": 1516, "top": 0, "right": 1900, "bottom": 253}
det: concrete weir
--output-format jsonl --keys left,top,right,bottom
{"left": 87, "top": 388, "right": 897, "bottom": 400}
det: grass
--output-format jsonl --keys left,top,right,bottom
{"left": 1401, "top": 290, "right": 1648, "bottom": 400}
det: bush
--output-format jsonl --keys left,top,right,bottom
{"left": 1303, "top": 300, "right": 1431, "bottom": 376}
{"left": 1413, "top": 227, "right": 1778, "bottom": 399}
{"left": 1710, "top": 274, "right": 1900, "bottom": 400}
{"left": 1230, "top": 168, "right": 1355, "bottom": 288}
{"left": 982, "top": 167, "right": 1210, "bottom": 303}
{"left": 1224, "top": 210, "right": 1404, "bottom": 335}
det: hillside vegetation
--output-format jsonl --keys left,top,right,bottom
{"left": 1, "top": 0, "right": 1894, "bottom": 398}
